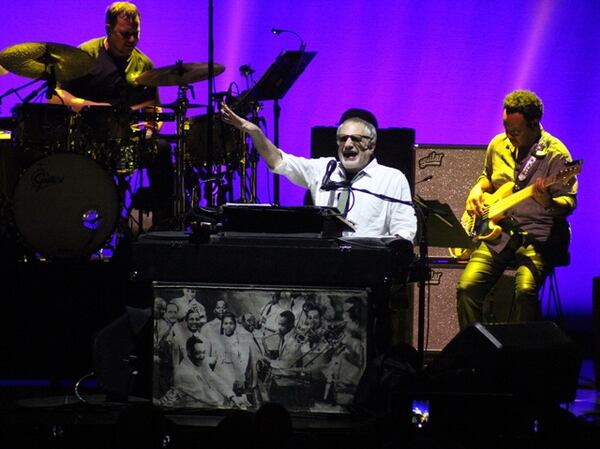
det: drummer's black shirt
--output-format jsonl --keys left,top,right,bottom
{"left": 60, "top": 37, "right": 157, "bottom": 107}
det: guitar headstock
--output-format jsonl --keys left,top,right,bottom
{"left": 556, "top": 160, "right": 582, "bottom": 185}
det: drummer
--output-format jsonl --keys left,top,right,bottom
{"left": 49, "top": 1, "right": 173, "bottom": 228}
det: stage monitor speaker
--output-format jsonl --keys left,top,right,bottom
{"left": 426, "top": 321, "right": 581, "bottom": 403}
{"left": 310, "top": 126, "right": 415, "bottom": 187}
{"left": 414, "top": 144, "right": 486, "bottom": 257}
{"left": 409, "top": 262, "right": 515, "bottom": 352}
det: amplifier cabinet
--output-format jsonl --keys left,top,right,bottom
{"left": 410, "top": 261, "right": 515, "bottom": 352}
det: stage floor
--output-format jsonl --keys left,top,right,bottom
{"left": 1, "top": 359, "right": 598, "bottom": 449}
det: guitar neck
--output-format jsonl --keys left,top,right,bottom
{"left": 484, "top": 160, "right": 580, "bottom": 221}
{"left": 488, "top": 176, "right": 561, "bottom": 218}
{"left": 488, "top": 185, "right": 534, "bottom": 218}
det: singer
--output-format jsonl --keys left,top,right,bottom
{"left": 221, "top": 104, "right": 416, "bottom": 240}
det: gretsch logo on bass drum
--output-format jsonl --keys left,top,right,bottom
{"left": 31, "top": 168, "right": 64, "bottom": 192}
{"left": 418, "top": 151, "right": 445, "bottom": 169}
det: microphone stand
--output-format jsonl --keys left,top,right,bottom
{"left": 206, "top": 0, "right": 215, "bottom": 206}
{"left": 270, "top": 28, "right": 306, "bottom": 206}
{"left": 411, "top": 197, "right": 432, "bottom": 371}
{"left": 273, "top": 99, "right": 281, "bottom": 205}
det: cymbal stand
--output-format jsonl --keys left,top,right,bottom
{"left": 0, "top": 77, "right": 42, "bottom": 110}
{"left": 238, "top": 134, "right": 249, "bottom": 203}
{"left": 0, "top": 61, "right": 57, "bottom": 108}
{"left": 248, "top": 102, "right": 262, "bottom": 203}
{"left": 172, "top": 83, "right": 192, "bottom": 229}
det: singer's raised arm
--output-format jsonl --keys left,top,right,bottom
{"left": 221, "top": 103, "right": 282, "bottom": 169}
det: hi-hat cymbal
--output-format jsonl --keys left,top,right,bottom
{"left": 136, "top": 62, "right": 225, "bottom": 87}
{"left": 0, "top": 42, "right": 95, "bottom": 82}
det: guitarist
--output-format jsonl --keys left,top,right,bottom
{"left": 456, "top": 90, "right": 578, "bottom": 329}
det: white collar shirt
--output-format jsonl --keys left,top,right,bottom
{"left": 272, "top": 150, "right": 417, "bottom": 240}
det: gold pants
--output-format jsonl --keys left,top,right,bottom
{"left": 456, "top": 235, "right": 549, "bottom": 330}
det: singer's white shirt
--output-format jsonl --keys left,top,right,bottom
{"left": 271, "top": 150, "right": 417, "bottom": 241}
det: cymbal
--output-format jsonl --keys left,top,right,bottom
{"left": 0, "top": 65, "right": 7, "bottom": 75}
{"left": 0, "top": 42, "right": 95, "bottom": 81}
{"left": 136, "top": 62, "right": 225, "bottom": 87}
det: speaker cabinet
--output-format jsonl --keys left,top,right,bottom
{"left": 310, "top": 127, "right": 415, "bottom": 186}
{"left": 410, "top": 262, "right": 515, "bottom": 352}
{"left": 414, "top": 144, "right": 486, "bottom": 257}
{"left": 426, "top": 321, "right": 581, "bottom": 403}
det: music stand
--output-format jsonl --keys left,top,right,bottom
{"left": 413, "top": 197, "right": 474, "bottom": 250}
{"left": 412, "top": 196, "right": 474, "bottom": 369}
{"left": 239, "top": 50, "right": 317, "bottom": 204}
{"left": 240, "top": 50, "right": 317, "bottom": 102}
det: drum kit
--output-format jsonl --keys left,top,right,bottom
{"left": 0, "top": 41, "right": 244, "bottom": 260}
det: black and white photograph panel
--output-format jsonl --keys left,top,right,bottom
{"left": 151, "top": 283, "right": 369, "bottom": 414}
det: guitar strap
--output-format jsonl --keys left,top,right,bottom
{"left": 514, "top": 141, "right": 547, "bottom": 191}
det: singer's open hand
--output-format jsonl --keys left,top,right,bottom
{"left": 221, "top": 103, "right": 260, "bottom": 134}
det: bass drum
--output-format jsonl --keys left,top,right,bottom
{"left": 13, "top": 153, "right": 119, "bottom": 259}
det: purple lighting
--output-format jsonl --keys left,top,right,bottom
{"left": 0, "top": 0, "right": 598, "bottom": 324}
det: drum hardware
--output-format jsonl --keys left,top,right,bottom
{"left": 157, "top": 101, "right": 206, "bottom": 110}
{"left": 0, "top": 41, "right": 95, "bottom": 107}
{"left": 185, "top": 112, "right": 245, "bottom": 169}
{"left": 0, "top": 42, "right": 96, "bottom": 160}
{"left": 137, "top": 60, "right": 225, "bottom": 229}
{"left": 12, "top": 103, "right": 74, "bottom": 155}
{"left": 136, "top": 62, "right": 224, "bottom": 87}
{"left": 132, "top": 110, "right": 175, "bottom": 123}
{"left": 228, "top": 50, "right": 317, "bottom": 205}
{"left": 0, "top": 42, "right": 95, "bottom": 82}
{"left": 0, "top": 116, "right": 16, "bottom": 131}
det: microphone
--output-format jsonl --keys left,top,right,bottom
{"left": 271, "top": 28, "right": 306, "bottom": 51}
{"left": 415, "top": 175, "right": 433, "bottom": 185}
{"left": 320, "top": 160, "right": 338, "bottom": 191}
{"left": 239, "top": 64, "right": 255, "bottom": 76}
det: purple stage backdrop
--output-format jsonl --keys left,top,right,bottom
{"left": 1, "top": 1, "right": 598, "bottom": 322}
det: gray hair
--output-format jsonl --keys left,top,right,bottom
{"left": 337, "top": 117, "right": 377, "bottom": 145}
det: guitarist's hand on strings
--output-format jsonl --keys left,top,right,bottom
{"left": 532, "top": 177, "right": 552, "bottom": 208}
{"left": 466, "top": 181, "right": 489, "bottom": 217}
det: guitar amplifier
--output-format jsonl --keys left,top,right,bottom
{"left": 414, "top": 144, "right": 486, "bottom": 257}
{"left": 409, "top": 259, "right": 516, "bottom": 352}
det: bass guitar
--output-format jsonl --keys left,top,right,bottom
{"left": 450, "top": 160, "right": 582, "bottom": 259}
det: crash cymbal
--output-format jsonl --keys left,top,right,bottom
{"left": 0, "top": 65, "right": 7, "bottom": 75}
{"left": 0, "top": 42, "right": 94, "bottom": 81}
{"left": 136, "top": 62, "right": 225, "bottom": 87}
